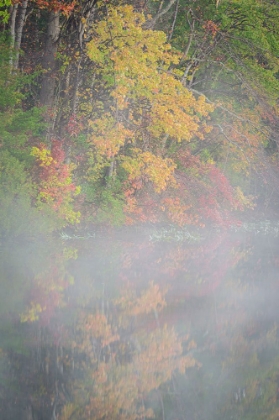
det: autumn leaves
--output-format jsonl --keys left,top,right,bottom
{"left": 84, "top": 5, "right": 215, "bottom": 225}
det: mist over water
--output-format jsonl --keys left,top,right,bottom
{"left": 1, "top": 227, "right": 279, "bottom": 420}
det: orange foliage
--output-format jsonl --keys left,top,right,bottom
{"left": 116, "top": 282, "right": 167, "bottom": 317}
{"left": 73, "top": 282, "right": 196, "bottom": 420}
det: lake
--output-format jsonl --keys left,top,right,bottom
{"left": 1, "top": 225, "right": 279, "bottom": 420}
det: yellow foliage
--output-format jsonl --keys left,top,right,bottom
{"left": 84, "top": 4, "right": 214, "bottom": 225}
{"left": 20, "top": 302, "right": 45, "bottom": 323}
{"left": 121, "top": 150, "right": 176, "bottom": 193}
{"left": 31, "top": 146, "right": 53, "bottom": 166}
{"left": 86, "top": 4, "right": 213, "bottom": 193}
{"left": 235, "top": 186, "right": 255, "bottom": 210}
{"left": 89, "top": 117, "right": 133, "bottom": 158}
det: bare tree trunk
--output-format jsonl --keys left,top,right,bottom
{"left": 14, "top": 0, "right": 28, "bottom": 69}
{"left": 9, "top": 4, "right": 18, "bottom": 48}
{"left": 40, "top": 11, "right": 60, "bottom": 108}
{"left": 107, "top": 159, "right": 116, "bottom": 179}
{"left": 167, "top": 0, "right": 179, "bottom": 42}
{"left": 180, "top": 10, "right": 195, "bottom": 63}
{"left": 143, "top": 0, "right": 176, "bottom": 29}
{"left": 72, "top": 57, "right": 82, "bottom": 115}
{"left": 9, "top": 3, "right": 18, "bottom": 67}
{"left": 157, "top": 0, "right": 164, "bottom": 14}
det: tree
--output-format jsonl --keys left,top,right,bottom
{"left": 162, "top": 0, "right": 279, "bottom": 203}
{"left": 2, "top": 0, "right": 279, "bottom": 231}
{"left": 83, "top": 4, "right": 215, "bottom": 224}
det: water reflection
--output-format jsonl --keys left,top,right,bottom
{"left": 1, "top": 229, "right": 279, "bottom": 419}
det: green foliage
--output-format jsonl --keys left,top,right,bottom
{"left": 0, "top": 0, "right": 11, "bottom": 23}
{"left": 96, "top": 187, "right": 126, "bottom": 226}
{"left": 218, "top": 0, "right": 279, "bottom": 102}
{"left": 82, "top": 177, "right": 126, "bottom": 226}
{"left": 0, "top": 150, "right": 67, "bottom": 237}
{"left": 0, "top": 35, "right": 24, "bottom": 110}
{"left": 0, "top": 107, "right": 45, "bottom": 162}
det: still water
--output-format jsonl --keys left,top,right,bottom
{"left": 0, "top": 227, "right": 279, "bottom": 420}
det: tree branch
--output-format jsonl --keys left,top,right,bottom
{"left": 143, "top": 0, "right": 177, "bottom": 29}
{"left": 167, "top": 0, "right": 179, "bottom": 42}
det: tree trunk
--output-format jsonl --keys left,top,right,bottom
{"left": 143, "top": 0, "right": 176, "bottom": 29}
{"left": 40, "top": 11, "right": 60, "bottom": 108}
{"left": 9, "top": 3, "right": 18, "bottom": 67}
{"left": 72, "top": 57, "right": 82, "bottom": 115}
{"left": 14, "top": 0, "right": 28, "bottom": 69}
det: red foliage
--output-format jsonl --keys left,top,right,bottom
{"left": 208, "top": 167, "right": 234, "bottom": 204}
{"left": 198, "top": 167, "right": 241, "bottom": 226}
{"left": 66, "top": 114, "right": 83, "bottom": 137}
{"left": 30, "top": 0, "right": 76, "bottom": 15}
{"left": 33, "top": 138, "right": 79, "bottom": 215}
{"left": 175, "top": 150, "right": 241, "bottom": 226}
{"left": 202, "top": 20, "right": 219, "bottom": 37}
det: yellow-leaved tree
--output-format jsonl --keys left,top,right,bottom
{"left": 85, "top": 5, "right": 213, "bottom": 224}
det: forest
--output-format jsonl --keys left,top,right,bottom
{"left": 2, "top": 1, "right": 279, "bottom": 420}
{"left": 1, "top": 0, "right": 279, "bottom": 236}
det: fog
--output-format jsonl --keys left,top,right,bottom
{"left": 1, "top": 226, "right": 279, "bottom": 420}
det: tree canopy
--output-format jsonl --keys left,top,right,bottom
{"left": 1, "top": 0, "right": 279, "bottom": 234}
